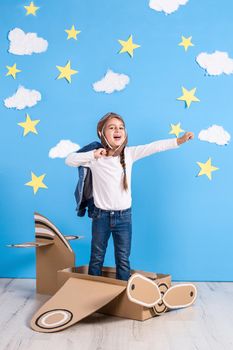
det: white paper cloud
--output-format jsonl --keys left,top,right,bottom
{"left": 149, "top": 0, "right": 188, "bottom": 15}
{"left": 198, "top": 125, "right": 231, "bottom": 146}
{"left": 93, "top": 69, "right": 130, "bottom": 94}
{"left": 8, "top": 28, "right": 48, "bottom": 55}
{"left": 49, "top": 140, "right": 80, "bottom": 159}
{"left": 196, "top": 51, "right": 233, "bottom": 76}
{"left": 4, "top": 85, "right": 41, "bottom": 110}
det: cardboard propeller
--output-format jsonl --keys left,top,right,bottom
{"left": 127, "top": 273, "right": 197, "bottom": 315}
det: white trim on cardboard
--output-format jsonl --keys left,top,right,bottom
{"left": 35, "top": 227, "right": 55, "bottom": 237}
{"left": 35, "top": 213, "right": 73, "bottom": 252}
{"left": 39, "top": 310, "right": 71, "bottom": 328}
{"left": 126, "top": 273, "right": 162, "bottom": 308}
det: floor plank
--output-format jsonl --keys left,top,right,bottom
{"left": 0, "top": 279, "right": 232, "bottom": 350}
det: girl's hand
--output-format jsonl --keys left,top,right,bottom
{"left": 177, "top": 132, "right": 194, "bottom": 145}
{"left": 94, "top": 148, "right": 107, "bottom": 159}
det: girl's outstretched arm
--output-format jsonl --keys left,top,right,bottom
{"left": 65, "top": 150, "right": 95, "bottom": 167}
{"left": 128, "top": 138, "right": 179, "bottom": 163}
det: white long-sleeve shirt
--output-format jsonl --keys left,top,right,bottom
{"left": 65, "top": 138, "right": 179, "bottom": 210}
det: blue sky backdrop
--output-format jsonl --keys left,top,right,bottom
{"left": 1, "top": 0, "right": 233, "bottom": 280}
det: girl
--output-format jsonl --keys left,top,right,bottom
{"left": 65, "top": 112, "right": 194, "bottom": 281}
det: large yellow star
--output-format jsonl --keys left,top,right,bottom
{"left": 24, "top": 1, "right": 39, "bottom": 15}
{"left": 177, "top": 87, "right": 200, "bottom": 108}
{"left": 169, "top": 123, "right": 184, "bottom": 138}
{"left": 56, "top": 61, "right": 78, "bottom": 83}
{"left": 18, "top": 114, "right": 40, "bottom": 136}
{"left": 25, "top": 172, "right": 48, "bottom": 194}
{"left": 6, "top": 63, "right": 21, "bottom": 79}
{"left": 65, "top": 25, "right": 81, "bottom": 40}
{"left": 178, "top": 36, "right": 194, "bottom": 51}
{"left": 196, "top": 158, "right": 219, "bottom": 180}
{"left": 118, "top": 35, "right": 140, "bottom": 58}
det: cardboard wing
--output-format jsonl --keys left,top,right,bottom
{"left": 31, "top": 277, "right": 126, "bottom": 333}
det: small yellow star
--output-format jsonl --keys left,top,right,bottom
{"left": 178, "top": 36, "right": 194, "bottom": 52}
{"left": 196, "top": 158, "right": 219, "bottom": 180}
{"left": 169, "top": 123, "right": 184, "bottom": 138}
{"left": 24, "top": 1, "right": 39, "bottom": 16}
{"left": 56, "top": 60, "right": 78, "bottom": 83}
{"left": 18, "top": 114, "right": 40, "bottom": 136}
{"left": 65, "top": 25, "right": 81, "bottom": 40}
{"left": 118, "top": 35, "right": 140, "bottom": 58}
{"left": 25, "top": 172, "right": 48, "bottom": 194}
{"left": 177, "top": 87, "right": 200, "bottom": 108}
{"left": 6, "top": 63, "right": 21, "bottom": 79}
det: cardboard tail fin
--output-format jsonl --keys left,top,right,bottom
{"left": 7, "top": 212, "right": 83, "bottom": 295}
{"left": 34, "top": 212, "right": 76, "bottom": 295}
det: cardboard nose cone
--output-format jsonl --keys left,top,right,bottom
{"left": 152, "top": 282, "right": 169, "bottom": 315}
{"left": 163, "top": 283, "right": 197, "bottom": 309}
{"left": 127, "top": 273, "right": 161, "bottom": 307}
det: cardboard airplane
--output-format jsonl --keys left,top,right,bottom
{"left": 7, "top": 212, "right": 197, "bottom": 333}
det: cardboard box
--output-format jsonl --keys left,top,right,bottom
{"left": 57, "top": 265, "right": 171, "bottom": 321}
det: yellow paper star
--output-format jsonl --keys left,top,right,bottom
{"left": 65, "top": 25, "right": 81, "bottom": 40}
{"left": 178, "top": 36, "right": 194, "bottom": 51}
{"left": 177, "top": 87, "right": 200, "bottom": 108}
{"left": 196, "top": 158, "right": 219, "bottom": 180}
{"left": 169, "top": 123, "right": 184, "bottom": 138}
{"left": 118, "top": 35, "right": 140, "bottom": 58}
{"left": 18, "top": 114, "right": 40, "bottom": 136}
{"left": 56, "top": 61, "right": 78, "bottom": 83}
{"left": 6, "top": 63, "right": 21, "bottom": 79}
{"left": 25, "top": 172, "right": 48, "bottom": 194}
{"left": 24, "top": 2, "right": 39, "bottom": 16}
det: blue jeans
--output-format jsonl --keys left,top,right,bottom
{"left": 88, "top": 206, "right": 132, "bottom": 281}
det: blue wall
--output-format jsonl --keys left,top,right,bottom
{"left": 1, "top": 0, "right": 233, "bottom": 281}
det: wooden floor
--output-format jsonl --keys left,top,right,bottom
{"left": 0, "top": 279, "right": 233, "bottom": 350}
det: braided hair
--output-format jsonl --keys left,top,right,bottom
{"left": 120, "top": 147, "right": 128, "bottom": 191}
{"left": 97, "top": 112, "right": 128, "bottom": 192}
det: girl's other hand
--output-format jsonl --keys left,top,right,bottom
{"left": 94, "top": 148, "right": 107, "bottom": 159}
{"left": 177, "top": 132, "right": 194, "bottom": 145}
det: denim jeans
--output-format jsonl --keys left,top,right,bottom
{"left": 88, "top": 205, "right": 132, "bottom": 281}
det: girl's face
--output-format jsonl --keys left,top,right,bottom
{"left": 104, "top": 117, "right": 126, "bottom": 148}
